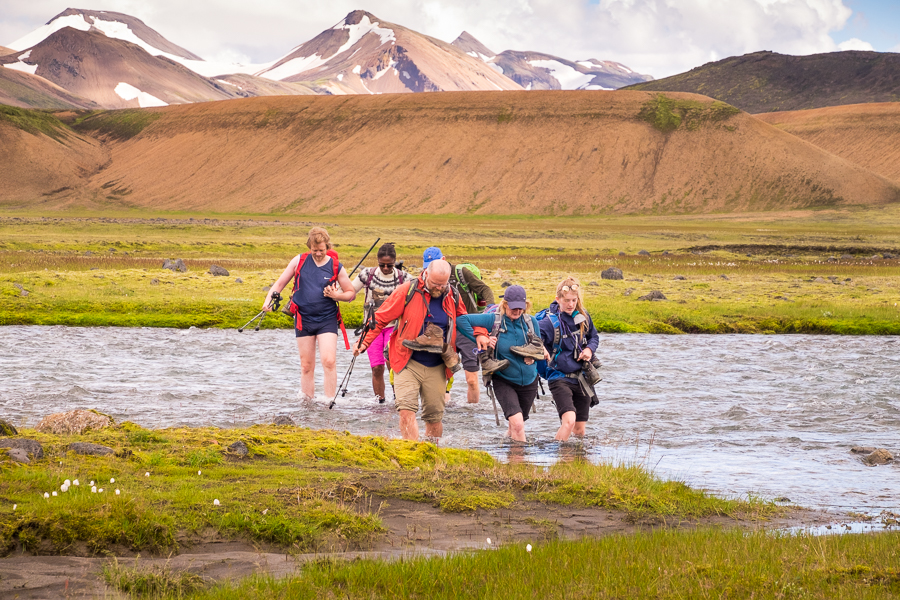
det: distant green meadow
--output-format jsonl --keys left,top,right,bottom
{"left": 0, "top": 207, "right": 899, "bottom": 333}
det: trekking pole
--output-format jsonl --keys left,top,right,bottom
{"left": 329, "top": 355, "right": 357, "bottom": 410}
{"left": 238, "top": 292, "right": 281, "bottom": 333}
{"left": 347, "top": 238, "right": 381, "bottom": 279}
{"left": 485, "top": 379, "right": 500, "bottom": 426}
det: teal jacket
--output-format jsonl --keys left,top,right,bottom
{"left": 457, "top": 312, "right": 540, "bottom": 387}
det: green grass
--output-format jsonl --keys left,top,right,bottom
{"left": 0, "top": 104, "right": 69, "bottom": 140}
{"left": 103, "top": 557, "right": 206, "bottom": 599}
{"left": 72, "top": 108, "right": 162, "bottom": 140}
{"left": 638, "top": 94, "right": 741, "bottom": 133}
{"left": 180, "top": 528, "right": 900, "bottom": 599}
{"left": 0, "top": 424, "right": 769, "bottom": 557}
{"left": 0, "top": 209, "right": 898, "bottom": 332}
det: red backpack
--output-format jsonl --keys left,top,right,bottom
{"left": 286, "top": 249, "right": 350, "bottom": 349}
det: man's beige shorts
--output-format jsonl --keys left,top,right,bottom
{"left": 394, "top": 360, "right": 447, "bottom": 423}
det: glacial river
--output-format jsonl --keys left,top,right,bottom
{"left": 1, "top": 326, "right": 897, "bottom": 513}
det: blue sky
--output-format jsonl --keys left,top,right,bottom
{"left": 839, "top": 0, "right": 900, "bottom": 51}
{"left": 1, "top": 0, "right": 897, "bottom": 79}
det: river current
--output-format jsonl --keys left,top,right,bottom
{"left": 1, "top": 326, "right": 897, "bottom": 513}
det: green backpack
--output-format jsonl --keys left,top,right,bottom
{"left": 453, "top": 263, "right": 483, "bottom": 308}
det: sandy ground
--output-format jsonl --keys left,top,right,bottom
{"left": 0, "top": 494, "right": 842, "bottom": 599}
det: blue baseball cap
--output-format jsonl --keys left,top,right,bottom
{"left": 503, "top": 285, "right": 528, "bottom": 310}
{"left": 422, "top": 246, "right": 443, "bottom": 268}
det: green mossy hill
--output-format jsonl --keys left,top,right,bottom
{"left": 626, "top": 50, "right": 900, "bottom": 113}
{"left": 0, "top": 424, "right": 771, "bottom": 557}
{"left": 0, "top": 104, "right": 68, "bottom": 140}
{"left": 72, "top": 108, "right": 162, "bottom": 140}
{"left": 637, "top": 94, "right": 741, "bottom": 133}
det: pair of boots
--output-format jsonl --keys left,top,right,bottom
{"left": 401, "top": 323, "right": 461, "bottom": 373}
{"left": 483, "top": 332, "right": 545, "bottom": 375}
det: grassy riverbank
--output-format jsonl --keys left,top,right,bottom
{"left": 0, "top": 423, "right": 770, "bottom": 557}
{"left": 0, "top": 208, "right": 899, "bottom": 333}
{"left": 136, "top": 528, "right": 900, "bottom": 599}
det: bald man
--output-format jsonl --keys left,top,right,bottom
{"left": 356, "top": 259, "right": 488, "bottom": 441}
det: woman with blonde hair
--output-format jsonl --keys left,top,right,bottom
{"left": 456, "top": 285, "right": 547, "bottom": 441}
{"left": 538, "top": 276, "right": 600, "bottom": 441}
{"left": 262, "top": 227, "right": 356, "bottom": 400}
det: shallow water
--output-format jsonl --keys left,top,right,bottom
{"left": 1, "top": 326, "right": 898, "bottom": 513}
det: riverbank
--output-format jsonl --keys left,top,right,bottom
{"left": 1, "top": 421, "right": 896, "bottom": 599}
{"left": 1, "top": 210, "right": 899, "bottom": 334}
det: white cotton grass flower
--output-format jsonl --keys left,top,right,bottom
{"left": 98, "top": 488, "right": 104, "bottom": 493}
{"left": 12, "top": 504, "right": 16, "bottom": 511}
{"left": 213, "top": 499, "right": 220, "bottom": 506}
{"left": 73, "top": 479, "right": 79, "bottom": 486}
{"left": 115, "top": 489, "right": 120, "bottom": 495}
{"left": 110, "top": 478, "right": 115, "bottom": 484}
{"left": 91, "top": 486, "right": 97, "bottom": 493}
{"left": 145, "top": 472, "right": 150, "bottom": 477}
{"left": 486, "top": 538, "right": 491, "bottom": 545}
{"left": 52, "top": 491, "right": 57, "bottom": 497}
{"left": 44, "top": 492, "right": 50, "bottom": 499}
{"left": 64, "top": 479, "right": 71, "bottom": 486}
{"left": 262, "top": 508, "right": 268, "bottom": 515}
{"left": 60, "top": 484, "right": 69, "bottom": 493}
{"left": 526, "top": 544, "right": 533, "bottom": 552}
{"left": 89, "top": 480, "right": 95, "bottom": 486}
{"left": 198, "top": 470, "right": 202, "bottom": 476}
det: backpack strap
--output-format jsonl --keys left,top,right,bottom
{"left": 490, "top": 310, "right": 503, "bottom": 337}
{"left": 547, "top": 313, "right": 562, "bottom": 369}
{"left": 325, "top": 250, "right": 350, "bottom": 350}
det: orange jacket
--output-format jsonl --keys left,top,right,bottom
{"left": 362, "top": 273, "right": 488, "bottom": 378}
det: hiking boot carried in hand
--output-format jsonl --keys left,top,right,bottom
{"left": 480, "top": 352, "right": 509, "bottom": 376}
{"left": 510, "top": 333, "right": 545, "bottom": 360}
{"left": 402, "top": 323, "right": 444, "bottom": 353}
{"left": 441, "top": 343, "right": 462, "bottom": 373}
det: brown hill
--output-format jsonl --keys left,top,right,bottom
{"left": 0, "top": 107, "right": 106, "bottom": 205}
{"left": 0, "top": 46, "right": 14, "bottom": 56}
{"left": 0, "top": 66, "right": 99, "bottom": 109}
{"left": 626, "top": 50, "right": 900, "bottom": 113}
{"left": 38, "top": 90, "right": 896, "bottom": 215}
{"left": 0, "top": 27, "right": 239, "bottom": 109}
{"left": 756, "top": 102, "right": 900, "bottom": 185}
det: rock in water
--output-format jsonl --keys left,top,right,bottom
{"left": 209, "top": 265, "right": 229, "bottom": 276}
{"left": 273, "top": 415, "right": 295, "bottom": 426}
{"left": 861, "top": 449, "right": 893, "bottom": 466}
{"left": 68, "top": 442, "right": 115, "bottom": 456}
{"left": 37, "top": 410, "right": 113, "bottom": 435}
{"left": 0, "top": 419, "right": 17, "bottom": 436}
{"left": 601, "top": 268, "right": 623, "bottom": 280}
{"left": 638, "top": 290, "right": 667, "bottom": 301}
{"left": 227, "top": 440, "right": 249, "bottom": 457}
{"left": 0, "top": 438, "right": 44, "bottom": 459}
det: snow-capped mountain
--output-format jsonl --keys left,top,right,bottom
{"left": 255, "top": 11, "right": 521, "bottom": 94}
{"left": 451, "top": 33, "right": 652, "bottom": 90}
{"left": 7, "top": 9, "right": 273, "bottom": 78}
{"left": 0, "top": 27, "right": 240, "bottom": 109}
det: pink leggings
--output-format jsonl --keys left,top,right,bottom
{"left": 366, "top": 326, "right": 393, "bottom": 368}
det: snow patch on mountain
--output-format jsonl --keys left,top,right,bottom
{"left": 2, "top": 55, "right": 38, "bottom": 75}
{"left": 529, "top": 59, "right": 595, "bottom": 89}
{"left": 114, "top": 82, "right": 167, "bottom": 107}
{"left": 9, "top": 14, "right": 90, "bottom": 50}
{"left": 260, "top": 15, "right": 395, "bottom": 81}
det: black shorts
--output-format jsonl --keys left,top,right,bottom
{"left": 549, "top": 378, "right": 592, "bottom": 422}
{"left": 492, "top": 376, "right": 539, "bottom": 422}
{"left": 456, "top": 334, "right": 480, "bottom": 373}
{"left": 295, "top": 317, "right": 338, "bottom": 338}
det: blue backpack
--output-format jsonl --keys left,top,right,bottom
{"left": 534, "top": 307, "right": 560, "bottom": 379}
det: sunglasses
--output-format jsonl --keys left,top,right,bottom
{"left": 560, "top": 284, "right": 580, "bottom": 292}
{"left": 378, "top": 262, "right": 395, "bottom": 270}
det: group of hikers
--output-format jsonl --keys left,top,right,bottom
{"left": 261, "top": 227, "right": 602, "bottom": 443}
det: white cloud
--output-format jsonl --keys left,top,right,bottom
{"left": 836, "top": 37, "right": 874, "bottom": 51}
{"left": 0, "top": 0, "right": 871, "bottom": 79}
